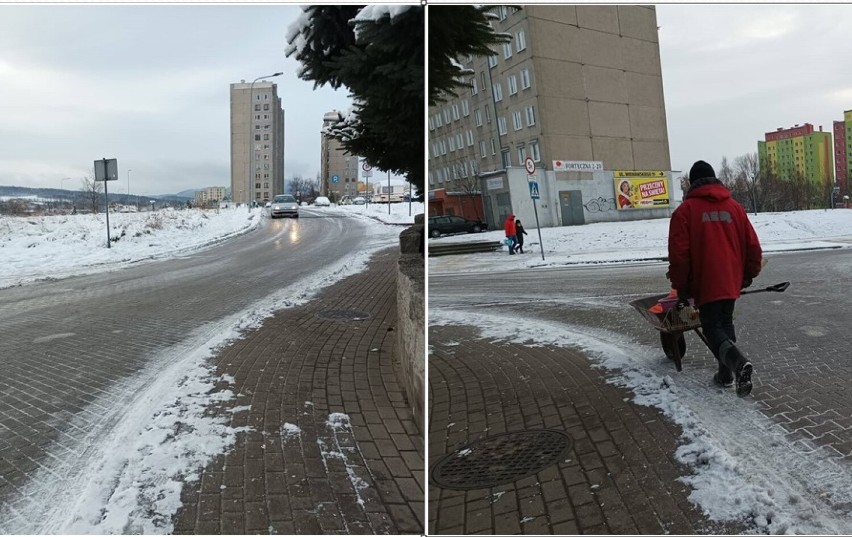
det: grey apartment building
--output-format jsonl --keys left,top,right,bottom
{"left": 320, "top": 111, "right": 360, "bottom": 200}
{"left": 428, "top": 5, "right": 672, "bottom": 227}
{"left": 230, "top": 81, "right": 286, "bottom": 205}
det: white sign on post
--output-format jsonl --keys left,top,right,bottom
{"left": 552, "top": 160, "right": 603, "bottom": 172}
{"left": 94, "top": 158, "right": 119, "bottom": 181}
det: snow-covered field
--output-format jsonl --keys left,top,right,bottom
{"left": 0, "top": 201, "right": 420, "bottom": 534}
{"left": 429, "top": 209, "right": 852, "bottom": 273}
{"left": 0, "top": 202, "right": 422, "bottom": 289}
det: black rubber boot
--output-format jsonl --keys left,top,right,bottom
{"left": 719, "top": 340, "right": 752, "bottom": 397}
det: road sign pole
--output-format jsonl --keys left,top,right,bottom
{"left": 532, "top": 198, "right": 544, "bottom": 261}
{"left": 103, "top": 158, "right": 111, "bottom": 249}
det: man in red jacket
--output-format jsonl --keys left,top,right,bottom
{"left": 504, "top": 212, "right": 517, "bottom": 255}
{"left": 668, "top": 160, "right": 763, "bottom": 397}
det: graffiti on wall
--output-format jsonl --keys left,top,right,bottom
{"left": 583, "top": 197, "right": 617, "bottom": 213}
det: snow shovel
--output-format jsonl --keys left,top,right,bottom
{"left": 739, "top": 281, "right": 790, "bottom": 295}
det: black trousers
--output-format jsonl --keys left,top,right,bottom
{"left": 698, "top": 299, "right": 738, "bottom": 380}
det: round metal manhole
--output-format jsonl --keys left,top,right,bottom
{"left": 430, "top": 429, "right": 574, "bottom": 490}
{"left": 315, "top": 309, "right": 371, "bottom": 321}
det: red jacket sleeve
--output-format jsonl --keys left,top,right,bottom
{"left": 667, "top": 206, "right": 691, "bottom": 294}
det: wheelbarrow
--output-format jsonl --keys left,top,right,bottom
{"left": 629, "top": 282, "right": 790, "bottom": 371}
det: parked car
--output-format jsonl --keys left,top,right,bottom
{"left": 428, "top": 215, "right": 487, "bottom": 238}
{"left": 314, "top": 196, "right": 331, "bottom": 207}
{"left": 352, "top": 197, "right": 366, "bottom": 205}
{"left": 270, "top": 194, "right": 299, "bottom": 218}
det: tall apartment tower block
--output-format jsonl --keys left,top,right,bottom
{"left": 230, "top": 81, "right": 286, "bottom": 205}
{"left": 320, "top": 111, "right": 360, "bottom": 200}
{"left": 428, "top": 5, "right": 670, "bottom": 193}
{"left": 833, "top": 110, "right": 852, "bottom": 195}
{"left": 757, "top": 123, "right": 834, "bottom": 185}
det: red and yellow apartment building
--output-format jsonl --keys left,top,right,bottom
{"left": 833, "top": 110, "right": 852, "bottom": 195}
{"left": 757, "top": 123, "right": 834, "bottom": 186}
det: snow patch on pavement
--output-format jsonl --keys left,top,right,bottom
{"left": 431, "top": 307, "right": 852, "bottom": 534}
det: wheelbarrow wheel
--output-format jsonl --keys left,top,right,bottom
{"left": 660, "top": 332, "right": 686, "bottom": 372}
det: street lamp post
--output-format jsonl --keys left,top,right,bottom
{"left": 247, "top": 72, "right": 283, "bottom": 211}
{"left": 127, "top": 168, "right": 132, "bottom": 206}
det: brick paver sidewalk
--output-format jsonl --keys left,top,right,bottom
{"left": 429, "top": 324, "right": 744, "bottom": 535}
{"left": 173, "top": 248, "right": 423, "bottom": 534}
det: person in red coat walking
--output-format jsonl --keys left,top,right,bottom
{"left": 504, "top": 213, "right": 517, "bottom": 255}
{"left": 668, "top": 160, "right": 763, "bottom": 397}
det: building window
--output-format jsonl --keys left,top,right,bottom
{"left": 255, "top": 125, "right": 261, "bottom": 130}
{"left": 263, "top": 114, "right": 270, "bottom": 120}
{"left": 493, "top": 82, "right": 503, "bottom": 102}
{"left": 525, "top": 105, "right": 536, "bottom": 126}
{"left": 508, "top": 75, "right": 518, "bottom": 96}
{"left": 498, "top": 116, "right": 507, "bottom": 135}
{"left": 452, "top": 104, "right": 460, "bottom": 121}
{"left": 491, "top": 138, "right": 497, "bottom": 155}
{"left": 466, "top": 129, "right": 474, "bottom": 146}
{"left": 255, "top": 134, "right": 261, "bottom": 141}
{"left": 449, "top": 136, "right": 456, "bottom": 152}
{"left": 501, "top": 149, "right": 511, "bottom": 168}
{"left": 264, "top": 134, "right": 270, "bottom": 140}
{"left": 456, "top": 133, "right": 464, "bottom": 148}
{"left": 264, "top": 182, "right": 269, "bottom": 189}
{"left": 263, "top": 124, "right": 270, "bottom": 130}
{"left": 462, "top": 100, "right": 470, "bottom": 117}
{"left": 471, "top": 76, "right": 478, "bottom": 95}
{"left": 530, "top": 141, "right": 541, "bottom": 162}
{"left": 444, "top": 108, "right": 451, "bottom": 123}
{"left": 498, "top": 5, "right": 508, "bottom": 20}
{"left": 513, "top": 111, "right": 523, "bottom": 131}
{"left": 474, "top": 109, "right": 483, "bottom": 127}
{"left": 517, "top": 145, "right": 526, "bottom": 164}
{"left": 255, "top": 182, "right": 261, "bottom": 189}
{"left": 481, "top": 71, "right": 487, "bottom": 88}
{"left": 516, "top": 30, "right": 526, "bottom": 51}
{"left": 480, "top": 140, "right": 487, "bottom": 158}
{"left": 520, "top": 68, "right": 531, "bottom": 89}
{"left": 254, "top": 104, "right": 260, "bottom": 111}
{"left": 263, "top": 103, "right": 269, "bottom": 110}
{"left": 485, "top": 106, "right": 492, "bottom": 123}
{"left": 488, "top": 54, "right": 498, "bottom": 69}
{"left": 503, "top": 42, "right": 512, "bottom": 59}
{"left": 435, "top": 113, "right": 442, "bottom": 128}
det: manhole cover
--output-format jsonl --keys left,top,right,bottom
{"left": 315, "top": 309, "right": 371, "bottom": 321}
{"left": 430, "top": 429, "right": 573, "bottom": 490}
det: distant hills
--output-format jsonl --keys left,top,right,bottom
{"left": 0, "top": 185, "right": 194, "bottom": 203}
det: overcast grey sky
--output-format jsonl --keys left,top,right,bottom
{"left": 0, "top": 5, "right": 354, "bottom": 196}
{"left": 657, "top": 4, "right": 852, "bottom": 175}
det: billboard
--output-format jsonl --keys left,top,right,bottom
{"left": 614, "top": 171, "right": 670, "bottom": 210}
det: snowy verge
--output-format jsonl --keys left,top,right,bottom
{"left": 0, "top": 235, "right": 398, "bottom": 534}
{"left": 0, "top": 207, "right": 262, "bottom": 289}
{"left": 431, "top": 307, "right": 852, "bottom": 535}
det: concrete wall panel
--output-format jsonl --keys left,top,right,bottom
{"left": 584, "top": 65, "right": 628, "bottom": 104}
{"left": 592, "top": 137, "right": 635, "bottom": 169}
{"left": 617, "top": 6, "right": 659, "bottom": 42}
{"left": 576, "top": 5, "right": 620, "bottom": 34}
{"left": 589, "top": 101, "right": 630, "bottom": 138}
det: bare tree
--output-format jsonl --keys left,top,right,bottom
{"left": 80, "top": 172, "right": 103, "bottom": 213}
{"left": 717, "top": 156, "right": 735, "bottom": 188}
{"left": 453, "top": 173, "right": 484, "bottom": 221}
{"left": 733, "top": 153, "right": 761, "bottom": 214}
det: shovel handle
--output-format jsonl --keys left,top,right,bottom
{"left": 740, "top": 281, "right": 790, "bottom": 295}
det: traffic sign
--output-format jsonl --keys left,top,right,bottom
{"left": 529, "top": 181, "right": 540, "bottom": 200}
{"left": 524, "top": 156, "right": 536, "bottom": 175}
{"left": 331, "top": 175, "right": 340, "bottom": 183}
{"left": 362, "top": 162, "right": 373, "bottom": 172}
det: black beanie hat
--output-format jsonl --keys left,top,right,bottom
{"left": 689, "top": 160, "right": 716, "bottom": 184}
